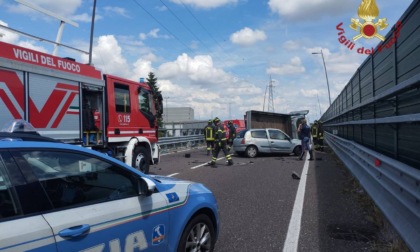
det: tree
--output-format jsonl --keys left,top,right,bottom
{"left": 146, "top": 72, "right": 163, "bottom": 128}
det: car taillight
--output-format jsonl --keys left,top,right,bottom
{"left": 241, "top": 138, "right": 245, "bottom": 144}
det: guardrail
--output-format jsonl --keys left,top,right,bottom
{"left": 325, "top": 131, "right": 420, "bottom": 251}
{"left": 158, "top": 135, "right": 205, "bottom": 152}
{"left": 320, "top": 1, "right": 420, "bottom": 169}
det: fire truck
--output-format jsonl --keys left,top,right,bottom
{"left": 223, "top": 119, "right": 245, "bottom": 138}
{"left": 0, "top": 41, "right": 162, "bottom": 174}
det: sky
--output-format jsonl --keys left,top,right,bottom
{"left": 0, "top": 0, "right": 414, "bottom": 122}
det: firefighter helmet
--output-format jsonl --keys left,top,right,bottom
{"left": 213, "top": 117, "right": 220, "bottom": 123}
{"left": 228, "top": 120, "right": 233, "bottom": 125}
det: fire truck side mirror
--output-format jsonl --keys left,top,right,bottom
{"left": 157, "top": 94, "right": 163, "bottom": 114}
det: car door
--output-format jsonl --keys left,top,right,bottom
{"left": 250, "top": 130, "right": 271, "bottom": 153}
{"left": 0, "top": 151, "right": 57, "bottom": 251}
{"left": 268, "top": 129, "right": 294, "bottom": 153}
{"left": 15, "top": 149, "right": 169, "bottom": 252}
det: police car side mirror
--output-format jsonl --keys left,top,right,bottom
{"left": 139, "top": 177, "right": 156, "bottom": 196}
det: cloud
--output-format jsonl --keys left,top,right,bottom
{"left": 169, "top": 0, "right": 238, "bottom": 9}
{"left": 17, "top": 41, "right": 48, "bottom": 53}
{"left": 132, "top": 59, "right": 154, "bottom": 80}
{"left": 157, "top": 53, "right": 233, "bottom": 87}
{"left": 139, "top": 28, "right": 170, "bottom": 40}
{"left": 306, "top": 47, "right": 364, "bottom": 75}
{"left": 0, "top": 20, "right": 19, "bottom": 44}
{"left": 230, "top": 27, "right": 267, "bottom": 46}
{"left": 103, "top": 6, "right": 130, "bottom": 18}
{"left": 282, "top": 40, "right": 300, "bottom": 51}
{"left": 72, "top": 12, "right": 102, "bottom": 23}
{"left": 0, "top": 20, "right": 49, "bottom": 53}
{"left": 268, "top": 0, "right": 353, "bottom": 21}
{"left": 81, "top": 35, "right": 131, "bottom": 79}
{"left": 9, "top": 0, "right": 83, "bottom": 19}
{"left": 266, "top": 57, "right": 305, "bottom": 75}
{"left": 299, "top": 89, "right": 321, "bottom": 98}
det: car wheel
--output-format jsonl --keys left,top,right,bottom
{"left": 293, "top": 146, "right": 302, "bottom": 156}
{"left": 132, "top": 146, "right": 150, "bottom": 174}
{"left": 245, "top": 146, "right": 258, "bottom": 158}
{"left": 178, "top": 214, "right": 215, "bottom": 252}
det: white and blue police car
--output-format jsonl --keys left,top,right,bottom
{"left": 0, "top": 121, "right": 219, "bottom": 251}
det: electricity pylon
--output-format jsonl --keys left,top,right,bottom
{"left": 263, "top": 76, "right": 275, "bottom": 112}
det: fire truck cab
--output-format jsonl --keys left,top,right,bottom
{"left": 0, "top": 41, "right": 162, "bottom": 173}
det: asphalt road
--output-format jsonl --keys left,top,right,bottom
{"left": 150, "top": 147, "right": 399, "bottom": 252}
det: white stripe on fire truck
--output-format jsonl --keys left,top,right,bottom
{"left": 67, "top": 106, "right": 79, "bottom": 114}
{"left": 108, "top": 130, "right": 156, "bottom": 134}
{"left": 38, "top": 130, "right": 79, "bottom": 135}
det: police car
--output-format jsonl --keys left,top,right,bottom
{"left": 0, "top": 121, "right": 219, "bottom": 251}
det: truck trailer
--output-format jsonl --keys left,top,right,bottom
{"left": 244, "top": 110, "right": 308, "bottom": 139}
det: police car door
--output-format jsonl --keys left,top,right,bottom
{"left": 0, "top": 151, "right": 57, "bottom": 251}
{"left": 19, "top": 149, "right": 169, "bottom": 252}
{"left": 268, "top": 129, "right": 293, "bottom": 153}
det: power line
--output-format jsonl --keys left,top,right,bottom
{"left": 178, "top": 0, "right": 226, "bottom": 51}
{"left": 131, "top": 0, "right": 260, "bottom": 92}
{"left": 159, "top": 0, "right": 211, "bottom": 51}
{"left": 160, "top": 0, "right": 244, "bottom": 76}
{"left": 131, "top": 0, "right": 193, "bottom": 53}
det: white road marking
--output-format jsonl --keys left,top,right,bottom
{"left": 167, "top": 173, "right": 179, "bottom": 177}
{"left": 191, "top": 157, "right": 225, "bottom": 169}
{"left": 282, "top": 154, "right": 310, "bottom": 252}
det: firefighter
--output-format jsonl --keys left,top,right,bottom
{"left": 227, "top": 120, "right": 236, "bottom": 151}
{"left": 311, "top": 120, "right": 319, "bottom": 149}
{"left": 208, "top": 117, "right": 233, "bottom": 166}
{"left": 204, "top": 119, "right": 215, "bottom": 155}
{"left": 311, "top": 120, "right": 324, "bottom": 151}
{"left": 317, "top": 121, "right": 324, "bottom": 151}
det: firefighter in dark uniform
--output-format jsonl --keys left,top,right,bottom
{"left": 311, "top": 120, "right": 319, "bottom": 147}
{"left": 208, "top": 117, "right": 233, "bottom": 166}
{"left": 204, "top": 119, "right": 215, "bottom": 155}
{"left": 227, "top": 120, "right": 236, "bottom": 151}
{"left": 311, "top": 120, "right": 324, "bottom": 151}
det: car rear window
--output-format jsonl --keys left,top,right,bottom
{"left": 237, "top": 130, "right": 248, "bottom": 138}
{"left": 251, "top": 130, "right": 267, "bottom": 139}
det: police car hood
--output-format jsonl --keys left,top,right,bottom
{"left": 148, "top": 174, "right": 192, "bottom": 185}
{"left": 148, "top": 175, "right": 213, "bottom": 196}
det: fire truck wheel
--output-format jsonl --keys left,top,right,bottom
{"left": 132, "top": 146, "right": 150, "bottom": 174}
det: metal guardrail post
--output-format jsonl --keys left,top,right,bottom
{"left": 325, "top": 132, "right": 420, "bottom": 251}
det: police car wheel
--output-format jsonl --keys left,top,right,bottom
{"left": 293, "top": 146, "right": 302, "bottom": 156}
{"left": 245, "top": 145, "right": 258, "bottom": 158}
{"left": 132, "top": 146, "right": 150, "bottom": 174}
{"left": 178, "top": 214, "right": 215, "bottom": 252}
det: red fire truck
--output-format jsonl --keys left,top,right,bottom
{"left": 223, "top": 119, "right": 246, "bottom": 139}
{"left": 0, "top": 41, "right": 162, "bottom": 174}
